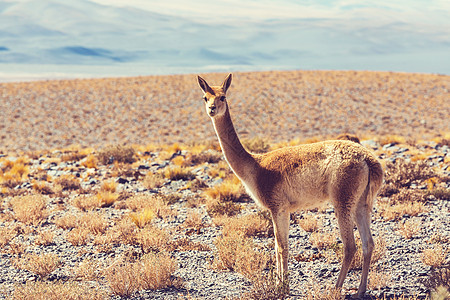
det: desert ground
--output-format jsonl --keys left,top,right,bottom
{"left": 0, "top": 70, "right": 449, "bottom": 299}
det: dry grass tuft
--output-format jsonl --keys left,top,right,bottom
{"left": 137, "top": 225, "right": 170, "bottom": 253}
{"left": 304, "top": 284, "right": 343, "bottom": 300}
{"left": 129, "top": 208, "right": 155, "bottom": 228}
{"left": 55, "top": 174, "right": 81, "bottom": 191}
{"left": 368, "top": 266, "right": 391, "bottom": 292}
{"left": 377, "top": 200, "right": 427, "bottom": 221}
{"left": 96, "top": 190, "right": 119, "bottom": 207}
{"left": 297, "top": 214, "right": 321, "bottom": 232}
{"left": 380, "top": 158, "right": 436, "bottom": 197}
{"left": 218, "top": 213, "right": 270, "bottom": 238}
{"left": 71, "top": 195, "right": 100, "bottom": 211}
{"left": 184, "top": 149, "right": 222, "bottom": 165}
{"left": 421, "top": 244, "right": 448, "bottom": 268}
{"left": 309, "top": 231, "right": 339, "bottom": 250}
{"left": 35, "top": 230, "right": 54, "bottom": 246}
{"left": 54, "top": 214, "right": 78, "bottom": 230}
{"left": 15, "top": 253, "right": 61, "bottom": 279}
{"left": 214, "top": 231, "right": 269, "bottom": 279}
{"left": 105, "top": 252, "right": 179, "bottom": 297}
{"left": 244, "top": 267, "right": 289, "bottom": 300}
{"left": 142, "top": 172, "right": 165, "bottom": 190}
{"left": 81, "top": 154, "right": 98, "bottom": 169}
{"left": 32, "top": 180, "right": 54, "bottom": 195}
{"left": 126, "top": 194, "right": 173, "bottom": 220}
{"left": 97, "top": 144, "right": 136, "bottom": 165}
{"left": 397, "top": 219, "right": 421, "bottom": 239}
{"left": 66, "top": 227, "right": 90, "bottom": 246}
{"left": 183, "top": 210, "right": 205, "bottom": 230}
{"left": 0, "top": 226, "right": 17, "bottom": 247}
{"left": 205, "top": 178, "right": 247, "bottom": 217}
{"left": 12, "top": 281, "right": 107, "bottom": 300}
{"left": 10, "top": 195, "right": 48, "bottom": 225}
{"left": 139, "top": 252, "right": 179, "bottom": 290}
{"left": 242, "top": 136, "right": 271, "bottom": 153}
{"left": 163, "top": 165, "right": 196, "bottom": 181}
{"left": 71, "top": 258, "right": 101, "bottom": 281}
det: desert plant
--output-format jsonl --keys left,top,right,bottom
{"left": 332, "top": 236, "right": 386, "bottom": 270}
{"left": 368, "top": 266, "right": 391, "bottom": 292}
{"left": 78, "top": 211, "right": 108, "bottom": 235}
{"left": 71, "top": 258, "right": 101, "bottom": 281}
{"left": 129, "top": 208, "right": 155, "bottom": 228}
{"left": 81, "top": 154, "right": 98, "bottom": 169}
{"left": 309, "top": 231, "right": 339, "bottom": 250}
{"left": 219, "top": 213, "right": 269, "bottom": 238}
{"left": 32, "top": 180, "right": 54, "bottom": 195}
{"left": 35, "top": 230, "right": 54, "bottom": 246}
{"left": 99, "top": 217, "right": 137, "bottom": 245}
{"left": 12, "top": 280, "right": 107, "bottom": 300}
{"left": 54, "top": 214, "right": 78, "bottom": 230}
{"left": 0, "top": 226, "right": 17, "bottom": 247}
{"left": 96, "top": 190, "right": 119, "bottom": 207}
{"left": 55, "top": 174, "right": 81, "bottom": 191}
{"left": 100, "top": 179, "right": 117, "bottom": 193}
{"left": 380, "top": 158, "right": 435, "bottom": 197}
{"left": 184, "top": 149, "right": 223, "bottom": 165}
{"left": 183, "top": 210, "right": 204, "bottom": 230}
{"left": 126, "top": 194, "right": 173, "bottom": 220}
{"left": 16, "top": 253, "right": 61, "bottom": 279}
{"left": 214, "top": 231, "right": 268, "bottom": 279}
{"left": 166, "top": 237, "right": 211, "bottom": 252}
{"left": 10, "top": 195, "right": 48, "bottom": 225}
{"left": 397, "top": 219, "right": 421, "bottom": 239}
{"left": 139, "top": 252, "right": 179, "bottom": 290}
{"left": 297, "top": 214, "right": 321, "bottom": 233}
{"left": 136, "top": 225, "right": 170, "bottom": 253}
{"left": 105, "top": 261, "right": 140, "bottom": 297}
{"left": 142, "top": 172, "right": 165, "bottom": 190}
{"left": 245, "top": 266, "right": 289, "bottom": 300}
{"left": 205, "top": 178, "right": 247, "bottom": 217}
{"left": 97, "top": 144, "right": 136, "bottom": 165}
{"left": 163, "top": 166, "right": 196, "bottom": 181}
{"left": 377, "top": 200, "right": 427, "bottom": 221}
{"left": 242, "top": 136, "right": 271, "bottom": 153}
{"left": 422, "top": 244, "right": 448, "bottom": 268}
{"left": 66, "top": 227, "right": 90, "bottom": 246}
{"left": 71, "top": 195, "right": 99, "bottom": 211}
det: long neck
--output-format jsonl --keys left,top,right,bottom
{"left": 212, "top": 104, "right": 256, "bottom": 179}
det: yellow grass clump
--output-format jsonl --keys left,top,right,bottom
{"left": 10, "top": 195, "right": 48, "bottom": 225}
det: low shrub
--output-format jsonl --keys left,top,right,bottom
{"left": 97, "top": 144, "right": 136, "bottom": 165}
{"left": 15, "top": 253, "right": 61, "bottom": 279}
{"left": 10, "top": 195, "right": 48, "bottom": 225}
{"left": 12, "top": 281, "right": 107, "bottom": 300}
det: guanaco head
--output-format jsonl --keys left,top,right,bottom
{"left": 197, "top": 74, "right": 232, "bottom": 118}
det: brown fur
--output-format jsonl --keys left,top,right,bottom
{"left": 198, "top": 74, "right": 383, "bottom": 298}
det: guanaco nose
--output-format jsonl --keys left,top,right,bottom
{"left": 209, "top": 104, "right": 216, "bottom": 111}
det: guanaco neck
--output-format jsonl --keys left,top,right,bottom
{"left": 211, "top": 104, "right": 257, "bottom": 179}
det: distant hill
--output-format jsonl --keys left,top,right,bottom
{"left": 0, "top": 0, "right": 449, "bottom": 80}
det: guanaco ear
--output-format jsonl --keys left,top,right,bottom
{"left": 221, "top": 73, "right": 232, "bottom": 93}
{"left": 198, "top": 76, "right": 213, "bottom": 94}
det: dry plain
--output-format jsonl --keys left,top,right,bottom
{"left": 0, "top": 70, "right": 449, "bottom": 299}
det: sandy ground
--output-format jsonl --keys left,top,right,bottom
{"left": 0, "top": 70, "right": 448, "bottom": 154}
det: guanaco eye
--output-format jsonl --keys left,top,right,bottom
{"left": 219, "top": 96, "right": 226, "bottom": 102}
{"left": 203, "top": 96, "right": 208, "bottom": 102}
